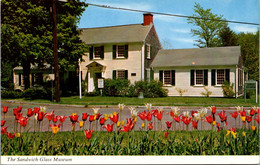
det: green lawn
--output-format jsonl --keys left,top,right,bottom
{"left": 3, "top": 95, "right": 259, "bottom": 107}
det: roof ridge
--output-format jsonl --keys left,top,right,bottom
{"left": 160, "top": 46, "right": 240, "bottom": 51}
{"left": 79, "top": 23, "right": 146, "bottom": 30}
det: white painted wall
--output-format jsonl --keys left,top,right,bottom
{"left": 153, "top": 66, "right": 237, "bottom": 97}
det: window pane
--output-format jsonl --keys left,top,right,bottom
{"left": 94, "top": 47, "right": 101, "bottom": 58}
{"left": 117, "top": 70, "right": 125, "bottom": 79}
{"left": 118, "top": 45, "right": 125, "bottom": 57}
{"left": 196, "top": 70, "right": 203, "bottom": 85}
{"left": 146, "top": 69, "right": 150, "bottom": 82}
{"left": 164, "top": 70, "right": 171, "bottom": 84}
{"left": 146, "top": 45, "right": 150, "bottom": 58}
{"left": 217, "top": 69, "right": 225, "bottom": 84}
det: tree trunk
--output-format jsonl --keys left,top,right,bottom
{"left": 22, "top": 57, "right": 31, "bottom": 90}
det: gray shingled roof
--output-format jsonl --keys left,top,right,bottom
{"left": 151, "top": 46, "right": 241, "bottom": 67}
{"left": 79, "top": 24, "right": 152, "bottom": 45}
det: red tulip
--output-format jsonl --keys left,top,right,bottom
{"left": 211, "top": 106, "right": 216, "bottom": 114}
{"left": 1, "top": 126, "right": 8, "bottom": 134}
{"left": 254, "top": 115, "right": 259, "bottom": 124}
{"left": 99, "top": 117, "right": 105, "bottom": 126}
{"left": 239, "top": 109, "right": 246, "bottom": 117}
{"left": 230, "top": 111, "right": 238, "bottom": 119}
{"left": 182, "top": 117, "right": 192, "bottom": 125}
{"left": 103, "top": 123, "right": 114, "bottom": 132}
{"left": 173, "top": 115, "right": 181, "bottom": 123}
{"left": 13, "top": 108, "right": 19, "bottom": 116}
{"left": 169, "top": 111, "right": 174, "bottom": 119}
{"left": 89, "top": 115, "right": 95, "bottom": 122}
{"left": 33, "top": 107, "right": 40, "bottom": 114}
{"left": 57, "top": 116, "right": 67, "bottom": 123}
{"left": 148, "top": 122, "right": 153, "bottom": 130}
{"left": 2, "top": 106, "right": 8, "bottom": 113}
{"left": 250, "top": 109, "right": 255, "bottom": 116}
{"left": 125, "top": 118, "right": 135, "bottom": 130}
{"left": 165, "top": 121, "right": 172, "bottom": 129}
{"left": 146, "top": 112, "right": 153, "bottom": 121}
{"left": 217, "top": 110, "right": 227, "bottom": 125}
{"left": 95, "top": 113, "right": 102, "bottom": 120}
{"left": 69, "top": 113, "right": 79, "bottom": 123}
{"left": 246, "top": 116, "right": 252, "bottom": 123}
{"left": 155, "top": 111, "right": 163, "bottom": 120}
{"left": 37, "top": 112, "right": 46, "bottom": 121}
{"left": 191, "top": 111, "right": 198, "bottom": 117}
{"left": 27, "top": 108, "right": 34, "bottom": 117}
{"left": 1, "top": 120, "right": 6, "bottom": 127}
{"left": 17, "top": 117, "right": 29, "bottom": 127}
{"left": 192, "top": 120, "right": 198, "bottom": 130}
{"left": 82, "top": 113, "right": 88, "bottom": 121}
{"left": 52, "top": 116, "right": 58, "bottom": 123}
{"left": 216, "top": 122, "right": 222, "bottom": 132}
{"left": 109, "top": 113, "right": 119, "bottom": 123}
{"left": 164, "top": 132, "right": 168, "bottom": 138}
{"left": 15, "top": 113, "right": 23, "bottom": 120}
{"left": 205, "top": 115, "right": 213, "bottom": 124}
{"left": 84, "top": 130, "right": 94, "bottom": 139}
{"left": 7, "top": 132, "right": 16, "bottom": 139}
{"left": 230, "top": 128, "right": 236, "bottom": 132}
{"left": 45, "top": 111, "right": 55, "bottom": 121}
{"left": 120, "top": 124, "right": 131, "bottom": 132}
{"left": 49, "top": 123, "right": 61, "bottom": 128}
{"left": 151, "top": 109, "right": 158, "bottom": 116}
{"left": 138, "top": 111, "right": 147, "bottom": 120}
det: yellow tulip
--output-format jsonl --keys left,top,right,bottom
{"left": 51, "top": 126, "right": 60, "bottom": 135}
{"left": 134, "top": 117, "right": 137, "bottom": 123}
{"left": 72, "top": 113, "right": 77, "bottom": 117}
{"left": 231, "top": 131, "right": 237, "bottom": 138}
{"left": 15, "top": 133, "right": 21, "bottom": 138}
{"left": 79, "top": 121, "right": 84, "bottom": 128}
{"left": 226, "top": 130, "right": 231, "bottom": 136}
{"left": 121, "top": 120, "right": 125, "bottom": 126}
{"left": 240, "top": 116, "right": 246, "bottom": 122}
{"left": 142, "top": 123, "right": 145, "bottom": 128}
{"left": 251, "top": 125, "right": 256, "bottom": 131}
{"left": 94, "top": 115, "right": 97, "bottom": 120}
{"left": 104, "top": 114, "right": 109, "bottom": 121}
{"left": 212, "top": 121, "right": 216, "bottom": 126}
{"left": 117, "top": 121, "right": 121, "bottom": 127}
{"left": 242, "top": 131, "right": 246, "bottom": 137}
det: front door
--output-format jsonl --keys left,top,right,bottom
{"left": 88, "top": 71, "right": 102, "bottom": 93}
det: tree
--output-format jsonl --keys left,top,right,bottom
{"left": 219, "top": 26, "right": 239, "bottom": 46}
{"left": 1, "top": 0, "right": 87, "bottom": 90}
{"left": 187, "top": 3, "right": 228, "bottom": 48}
{"left": 237, "top": 31, "right": 259, "bottom": 81}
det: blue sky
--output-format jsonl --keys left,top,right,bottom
{"left": 78, "top": 0, "right": 259, "bottom": 49}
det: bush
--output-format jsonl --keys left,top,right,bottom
{"left": 23, "top": 87, "right": 52, "bottom": 100}
{"left": 222, "top": 81, "right": 235, "bottom": 97}
{"left": 1, "top": 90, "right": 23, "bottom": 99}
{"left": 103, "top": 79, "right": 130, "bottom": 97}
{"left": 200, "top": 87, "right": 212, "bottom": 97}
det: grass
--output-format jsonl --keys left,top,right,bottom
{"left": 2, "top": 94, "right": 259, "bottom": 107}
{"left": 1, "top": 130, "right": 259, "bottom": 155}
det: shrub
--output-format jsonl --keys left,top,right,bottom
{"left": 222, "top": 81, "right": 235, "bottom": 97}
{"left": 200, "top": 87, "right": 212, "bottom": 97}
{"left": 175, "top": 88, "right": 187, "bottom": 96}
{"left": 103, "top": 79, "right": 130, "bottom": 97}
{"left": 23, "top": 87, "right": 52, "bottom": 100}
{"left": 1, "top": 90, "right": 23, "bottom": 99}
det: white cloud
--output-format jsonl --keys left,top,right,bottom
{"left": 232, "top": 25, "right": 258, "bottom": 33}
{"left": 154, "top": 15, "right": 185, "bottom": 23}
{"left": 171, "top": 28, "right": 190, "bottom": 33}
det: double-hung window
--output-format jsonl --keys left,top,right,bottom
{"left": 146, "top": 44, "right": 151, "bottom": 59}
{"left": 113, "top": 70, "right": 128, "bottom": 80}
{"left": 195, "top": 70, "right": 204, "bottom": 85}
{"left": 211, "top": 69, "right": 230, "bottom": 86}
{"left": 113, "top": 45, "right": 128, "bottom": 59}
{"left": 89, "top": 46, "right": 104, "bottom": 60}
{"left": 190, "top": 69, "right": 208, "bottom": 86}
{"left": 159, "top": 70, "right": 175, "bottom": 86}
{"left": 216, "top": 69, "right": 225, "bottom": 85}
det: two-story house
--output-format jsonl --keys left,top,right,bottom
{"left": 79, "top": 13, "right": 161, "bottom": 92}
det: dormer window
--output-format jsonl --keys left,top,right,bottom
{"left": 113, "top": 45, "right": 128, "bottom": 59}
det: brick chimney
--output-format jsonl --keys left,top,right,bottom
{"left": 143, "top": 13, "right": 153, "bottom": 26}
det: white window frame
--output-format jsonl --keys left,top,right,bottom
{"left": 93, "top": 46, "right": 102, "bottom": 59}
{"left": 116, "top": 45, "right": 126, "bottom": 58}
{"left": 163, "top": 70, "right": 171, "bottom": 85}
{"left": 216, "top": 69, "right": 225, "bottom": 85}
{"left": 146, "top": 44, "right": 151, "bottom": 59}
{"left": 117, "top": 70, "right": 125, "bottom": 79}
{"left": 195, "top": 70, "right": 204, "bottom": 86}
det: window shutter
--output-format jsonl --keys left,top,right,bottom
{"left": 113, "top": 70, "right": 116, "bottom": 80}
{"left": 100, "top": 46, "right": 104, "bottom": 59}
{"left": 124, "top": 70, "right": 128, "bottom": 79}
{"left": 190, "top": 70, "right": 194, "bottom": 86}
{"left": 150, "top": 69, "right": 154, "bottom": 81}
{"left": 113, "top": 45, "right": 116, "bottom": 59}
{"left": 124, "top": 45, "right": 128, "bottom": 58}
{"left": 171, "top": 70, "right": 175, "bottom": 86}
{"left": 203, "top": 69, "right": 208, "bottom": 86}
{"left": 211, "top": 69, "right": 216, "bottom": 86}
{"left": 144, "top": 69, "right": 147, "bottom": 80}
{"left": 225, "top": 69, "right": 230, "bottom": 83}
{"left": 159, "top": 70, "right": 163, "bottom": 83}
{"left": 145, "top": 44, "right": 147, "bottom": 58}
{"left": 89, "top": 46, "right": 93, "bottom": 60}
